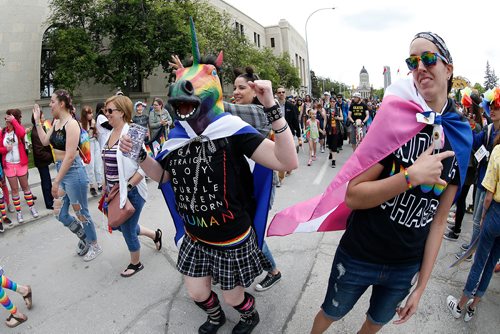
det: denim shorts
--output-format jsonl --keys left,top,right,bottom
{"left": 321, "top": 247, "right": 420, "bottom": 326}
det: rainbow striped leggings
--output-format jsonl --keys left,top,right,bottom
{"left": 0, "top": 275, "right": 19, "bottom": 314}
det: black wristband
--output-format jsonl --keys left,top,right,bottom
{"left": 138, "top": 147, "right": 147, "bottom": 163}
{"left": 273, "top": 123, "right": 288, "bottom": 134}
{"left": 264, "top": 104, "right": 283, "bottom": 124}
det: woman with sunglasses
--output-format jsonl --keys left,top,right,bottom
{"left": 102, "top": 95, "right": 162, "bottom": 277}
{"left": 33, "top": 90, "right": 102, "bottom": 262}
{"left": 95, "top": 101, "right": 112, "bottom": 151}
{"left": 80, "top": 106, "right": 103, "bottom": 197}
{"left": 147, "top": 98, "right": 172, "bottom": 156}
{"left": 310, "top": 32, "right": 472, "bottom": 334}
{"left": 0, "top": 109, "right": 39, "bottom": 224}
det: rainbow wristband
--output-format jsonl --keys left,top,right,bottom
{"left": 404, "top": 168, "right": 413, "bottom": 189}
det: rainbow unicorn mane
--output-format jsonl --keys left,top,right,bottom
{"left": 168, "top": 18, "right": 224, "bottom": 127}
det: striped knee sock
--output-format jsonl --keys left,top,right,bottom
{"left": 0, "top": 285, "right": 17, "bottom": 314}
{"left": 195, "top": 291, "right": 223, "bottom": 323}
{"left": 12, "top": 196, "right": 21, "bottom": 212}
{"left": 24, "top": 191, "right": 34, "bottom": 207}
{"left": 0, "top": 196, "right": 6, "bottom": 220}
{"left": 1, "top": 183, "right": 9, "bottom": 206}
{"left": 233, "top": 292, "right": 256, "bottom": 317}
{"left": 1, "top": 275, "right": 18, "bottom": 291}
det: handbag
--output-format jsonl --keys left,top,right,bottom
{"left": 103, "top": 183, "right": 135, "bottom": 228}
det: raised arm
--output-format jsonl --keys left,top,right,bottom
{"left": 33, "top": 104, "right": 54, "bottom": 146}
{"left": 247, "top": 80, "right": 298, "bottom": 172}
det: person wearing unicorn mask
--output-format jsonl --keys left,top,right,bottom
{"left": 120, "top": 19, "right": 298, "bottom": 334}
{"left": 276, "top": 32, "right": 472, "bottom": 333}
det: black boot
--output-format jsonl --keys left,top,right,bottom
{"left": 232, "top": 311, "right": 260, "bottom": 334}
{"left": 199, "top": 310, "right": 226, "bottom": 334}
{"left": 331, "top": 160, "right": 336, "bottom": 168}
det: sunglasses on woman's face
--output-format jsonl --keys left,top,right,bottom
{"left": 405, "top": 51, "right": 448, "bottom": 71}
{"left": 105, "top": 108, "right": 118, "bottom": 114}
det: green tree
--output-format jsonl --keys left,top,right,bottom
{"left": 484, "top": 61, "right": 498, "bottom": 90}
{"left": 473, "top": 82, "right": 485, "bottom": 94}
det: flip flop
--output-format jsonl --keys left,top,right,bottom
{"left": 23, "top": 286, "right": 32, "bottom": 310}
{"left": 154, "top": 229, "right": 162, "bottom": 251}
{"left": 120, "top": 262, "right": 144, "bottom": 278}
{"left": 5, "top": 313, "right": 27, "bottom": 328}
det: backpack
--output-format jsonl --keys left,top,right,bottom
{"left": 78, "top": 124, "right": 91, "bottom": 164}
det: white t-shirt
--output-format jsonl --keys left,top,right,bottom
{"left": 96, "top": 114, "right": 111, "bottom": 149}
{"left": 3, "top": 131, "right": 20, "bottom": 163}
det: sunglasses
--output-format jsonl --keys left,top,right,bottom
{"left": 405, "top": 51, "right": 448, "bottom": 71}
{"left": 277, "top": 91, "right": 286, "bottom": 94}
{"left": 105, "top": 108, "right": 119, "bottom": 114}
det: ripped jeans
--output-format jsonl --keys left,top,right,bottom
{"left": 55, "top": 158, "right": 97, "bottom": 243}
{"left": 321, "top": 247, "right": 420, "bottom": 326}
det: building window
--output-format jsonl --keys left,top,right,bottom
{"left": 40, "top": 27, "right": 56, "bottom": 98}
{"left": 270, "top": 37, "right": 275, "bottom": 48}
{"left": 257, "top": 34, "right": 260, "bottom": 48}
{"left": 235, "top": 21, "right": 244, "bottom": 36}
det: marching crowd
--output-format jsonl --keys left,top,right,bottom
{"left": 0, "top": 29, "right": 499, "bottom": 334}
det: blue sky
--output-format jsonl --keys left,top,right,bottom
{"left": 224, "top": 0, "right": 499, "bottom": 89}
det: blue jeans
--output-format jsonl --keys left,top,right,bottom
{"left": 321, "top": 247, "right": 420, "bottom": 326}
{"left": 463, "top": 201, "right": 500, "bottom": 298}
{"left": 468, "top": 187, "right": 486, "bottom": 247}
{"left": 37, "top": 165, "right": 54, "bottom": 209}
{"left": 114, "top": 187, "right": 145, "bottom": 252}
{"left": 56, "top": 159, "right": 97, "bottom": 243}
{"left": 262, "top": 241, "right": 277, "bottom": 272}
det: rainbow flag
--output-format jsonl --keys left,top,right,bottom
{"left": 268, "top": 77, "right": 472, "bottom": 237}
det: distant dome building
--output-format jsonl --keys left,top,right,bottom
{"left": 356, "top": 66, "right": 371, "bottom": 99}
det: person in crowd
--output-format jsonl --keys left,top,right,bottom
{"left": 300, "top": 94, "right": 313, "bottom": 133}
{"left": 335, "top": 94, "right": 347, "bottom": 151}
{"left": 0, "top": 109, "right": 39, "bottom": 223}
{"left": 121, "top": 43, "right": 297, "bottom": 333}
{"left": 444, "top": 91, "right": 483, "bottom": 241}
{"left": 80, "top": 105, "right": 103, "bottom": 197}
{"left": 306, "top": 108, "right": 322, "bottom": 166}
{"left": 102, "top": 95, "right": 162, "bottom": 277}
{"left": 308, "top": 32, "right": 472, "bottom": 334}
{"left": 0, "top": 266, "right": 31, "bottom": 328}
{"left": 456, "top": 87, "right": 499, "bottom": 260}
{"left": 347, "top": 92, "right": 369, "bottom": 151}
{"left": 132, "top": 101, "right": 150, "bottom": 140}
{"left": 147, "top": 97, "right": 172, "bottom": 156}
{"left": 276, "top": 86, "right": 301, "bottom": 187}
{"left": 96, "top": 101, "right": 112, "bottom": 150}
{"left": 313, "top": 101, "right": 327, "bottom": 154}
{"left": 326, "top": 97, "right": 343, "bottom": 168}
{"left": 446, "top": 130, "right": 500, "bottom": 322}
{"left": 0, "top": 162, "right": 12, "bottom": 232}
{"left": 30, "top": 110, "right": 54, "bottom": 210}
{"left": 232, "top": 66, "right": 283, "bottom": 292}
{"left": 33, "top": 90, "right": 102, "bottom": 262}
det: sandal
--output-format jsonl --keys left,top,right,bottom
{"left": 154, "top": 229, "right": 162, "bottom": 251}
{"left": 5, "top": 313, "right": 27, "bottom": 328}
{"left": 23, "top": 286, "right": 32, "bottom": 310}
{"left": 120, "top": 262, "right": 144, "bottom": 278}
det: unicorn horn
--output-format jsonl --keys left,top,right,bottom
{"left": 189, "top": 17, "right": 200, "bottom": 65}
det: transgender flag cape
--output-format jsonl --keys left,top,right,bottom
{"left": 156, "top": 113, "right": 273, "bottom": 249}
{"left": 268, "top": 78, "right": 472, "bottom": 236}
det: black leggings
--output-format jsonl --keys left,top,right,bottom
{"left": 452, "top": 184, "right": 471, "bottom": 234}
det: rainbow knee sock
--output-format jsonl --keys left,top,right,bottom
{"left": 24, "top": 191, "right": 34, "bottom": 207}
{"left": 1, "top": 275, "right": 18, "bottom": 291}
{"left": 12, "top": 196, "right": 21, "bottom": 212}
{"left": 0, "top": 196, "right": 6, "bottom": 220}
{"left": 0, "top": 286, "right": 17, "bottom": 314}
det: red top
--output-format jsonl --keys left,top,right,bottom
{"left": 0, "top": 118, "right": 28, "bottom": 167}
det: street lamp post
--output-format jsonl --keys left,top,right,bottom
{"left": 305, "top": 7, "right": 335, "bottom": 96}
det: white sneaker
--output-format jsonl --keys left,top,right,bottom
{"left": 8, "top": 204, "right": 15, "bottom": 213}
{"left": 83, "top": 243, "right": 102, "bottom": 262}
{"left": 30, "top": 206, "right": 39, "bottom": 218}
{"left": 464, "top": 299, "right": 475, "bottom": 322}
{"left": 446, "top": 295, "right": 462, "bottom": 319}
{"left": 16, "top": 212, "right": 24, "bottom": 224}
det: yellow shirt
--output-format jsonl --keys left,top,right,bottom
{"left": 482, "top": 145, "right": 500, "bottom": 202}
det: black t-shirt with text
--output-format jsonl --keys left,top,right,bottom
{"left": 349, "top": 102, "right": 367, "bottom": 122}
{"left": 340, "top": 119, "right": 460, "bottom": 265}
{"left": 163, "top": 133, "right": 265, "bottom": 244}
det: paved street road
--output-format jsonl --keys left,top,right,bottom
{"left": 1, "top": 143, "right": 499, "bottom": 333}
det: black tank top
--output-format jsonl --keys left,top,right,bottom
{"left": 49, "top": 121, "right": 69, "bottom": 151}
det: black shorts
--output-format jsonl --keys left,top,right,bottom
{"left": 177, "top": 230, "right": 272, "bottom": 290}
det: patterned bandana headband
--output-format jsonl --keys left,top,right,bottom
{"left": 412, "top": 32, "right": 453, "bottom": 64}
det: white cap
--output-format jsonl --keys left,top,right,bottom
{"left": 323, "top": 91, "right": 330, "bottom": 96}
{"left": 353, "top": 92, "right": 361, "bottom": 98}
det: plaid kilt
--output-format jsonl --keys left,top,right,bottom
{"left": 177, "top": 230, "right": 272, "bottom": 290}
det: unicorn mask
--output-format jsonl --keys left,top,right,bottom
{"left": 168, "top": 18, "right": 224, "bottom": 129}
